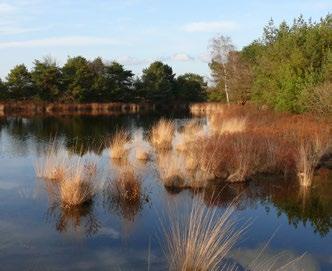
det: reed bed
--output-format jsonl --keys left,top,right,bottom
{"left": 187, "top": 106, "right": 332, "bottom": 186}
{"left": 150, "top": 119, "right": 175, "bottom": 150}
{"left": 109, "top": 130, "right": 130, "bottom": 159}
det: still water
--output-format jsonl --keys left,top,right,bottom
{"left": 0, "top": 114, "right": 331, "bottom": 271}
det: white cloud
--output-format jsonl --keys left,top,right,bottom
{"left": 0, "top": 25, "right": 46, "bottom": 35}
{"left": 115, "top": 56, "right": 150, "bottom": 66}
{"left": 172, "top": 53, "right": 194, "bottom": 62}
{"left": 0, "top": 36, "right": 122, "bottom": 49}
{"left": 0, "top": 3, "right": 15, "bottom": 14}
{"left": 182, "top": 20, "right": 237, "bottom": 33}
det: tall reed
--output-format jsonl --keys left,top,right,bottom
{"left": 163, "top": 199, "right": 242, "bottom": 271}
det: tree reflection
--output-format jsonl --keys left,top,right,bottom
{"left": 0, "top": 112, "right": 188, "bottom": 155}
{"left": 168, "top": 173, "right": 332, "bottom": 237}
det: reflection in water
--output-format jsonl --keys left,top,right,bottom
{"left": 46, "top": 201, "right": 101, "bottom": 237}
{"left": 40, "top": 177, "right": 101, "bottom": 237}
{"left": 0, "top": 113, "right": 188, "bottom": 155}
{"left": 176, "top": 174, "right": 332, "bottom": 236}
{"left": 0, "top": 115, "right": 331, "bottom": 270}
{"left": 230, "top": 245, "right": 319, "bottom": 271}
{"left": 102, "top": 179, "right": 150, "bottom": 223}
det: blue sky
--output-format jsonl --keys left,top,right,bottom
{"left": 0, "top": 0, "right": 331, "bottom": 79}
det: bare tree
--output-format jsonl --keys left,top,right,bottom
{"left": 209, "top": 35, "right": 235, "bottom": 104}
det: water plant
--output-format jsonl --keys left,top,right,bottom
{"left": 59, "top": 160, "right": 97, "bottom": 208}
{"left": 150, "top": 119, "right": 175, "bottom": 150}
{"left": 163, "top": 199, "right": 242, "bottom": 271}
{"left": 109, "top": 130, "right": 130, "bottom": 159}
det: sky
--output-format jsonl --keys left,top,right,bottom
{"left": 0, "top": 0, "right": 331, "bottom": 79}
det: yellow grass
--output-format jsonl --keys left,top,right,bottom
{"left": 132, "top": 131, "right": 151, "bottom": 161}
{"left": 109, "top": 130, "right": 130, "bottom": 159}
{"left": 175, "top": 121, "right": 203, "bottom": 152}
{"left": 35, "top": 147, "right": 69, "bottom": 181}
{"left": 208, "top": 115, "right": 247, "bottom": 135}
{"left": 59, "top": 160, "right": 97, "bottom": 208}
{"left": 163, "top": 199, "right": 242, "bottom": 271}
{"left": 151, "top": 119, "right": 175, "bottom": 150}
{"left": 157, "top": 152, "right": 186, "bottom": 189}
{"left": 297, "top": 135, "right": 330, "bottom": 187}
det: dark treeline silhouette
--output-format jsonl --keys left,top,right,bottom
{"left": 0, "top": 58, "right": 207, "bottom": 104}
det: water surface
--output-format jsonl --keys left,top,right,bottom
{"left": 0, "top": 114, "right": 331, "bottom": 271}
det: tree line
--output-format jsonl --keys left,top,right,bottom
{"left": 0, "top": 58, "right": 207, "bottom": 103}
{"left": 209, "top": 14, "right": 332, "bottom": 114}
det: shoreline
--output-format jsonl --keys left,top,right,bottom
{"left": 0, "top": 101, "right": 189, "bottom": 116}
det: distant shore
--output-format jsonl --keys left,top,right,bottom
{"left": 0, "top": 101, "right": 189, "bottom": 116}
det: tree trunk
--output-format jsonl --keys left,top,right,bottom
{"left": 222, "top": 63, "right": 230, "bottom": 104}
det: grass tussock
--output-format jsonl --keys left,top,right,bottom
{"left": 163, "top": 199, "right": 242, "bottom": 271}
{"left": 297, "top": 134, "right": 330, "bottom": 187}
{"left": 151, "top": 119, "right": 175, "bottom": 150}
{"left": 35, "top": 148, "right": 69, "bottom": 181}
{"left": 104, "top": 165, "right": 148, "bottom": 221}
{"left": 157, "top": 152, "right": 186, "bottom": 189}
{"left": 175, "top": 121, "right": 203, "bottom": 152}
{"left": 132, "top": 131, "right": 151, "bottom": 161}
{"left": 59, "top": 160, "right": 97, "bottom": 208}
{"left": 109, "top": 130, "right": 130, "bottom": 159}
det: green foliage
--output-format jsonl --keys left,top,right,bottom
{"left": 62, "top": 56, "right": 95, "bottom": 102}
{"left": 1, "top": 58, "right": 205, "bottom": 103}
{"left": 207, "top": 88, "right": 226, "bottom": 102}
{"left": 247, "top": 14, "right": 332, "bottom": 113}
{"left": 0, "top": 78, "right": 8, "bottom": 100}
{"left": 138, "top": 61, "right": 176, "bottom": 102}
{"left": 6, "top": 64, "right": 34, "bottom": 100}
{"left": 31, "top": 57, "right": 63, "bottom": 101}
{"left": 176, "top": 73, "right": 207, "bottom": 102}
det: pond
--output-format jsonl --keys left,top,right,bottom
{"left": 0, "top": 114, "right": 331, "bottom": 271}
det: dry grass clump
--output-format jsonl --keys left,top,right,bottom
{"left": 210, "top": 117, "right": 247, "bottom": 135}
{"left": 114, "top": 166, "right": 142, "bottom": 204}
{"left": 109, "top": 130, "right": 130, "bottom": 159}
{"left": 151, "top": 119, "right": 175, "bottom": 150}
{"left": 192, "top": 131, "right": 297, "bottom": 183}
{"left": 131, "top": 131, "right": 151, "bottom": 161}
{"left": 296, "top": 134, "right": 330, "bottom": 187}
{"left": 35, "top": 148, "right": 69, "bottom": 181}
{"left": 189, "top": 105, "right": 331, "bottom": 185}
{"left": 175, "top": 121, "right": 203, "bottom": 152}
{"left": 190, "top": 102, "right": 225, "bottom": 115}
{"left": 157, "top": 152, "right": 186, "bottom": 189}
{"left": 163, "top": 199, "right": 242, "bottom": 271}
{"left": 104, "top": 165, "right": 148, "bottom": 221}
{"left": 59, "top": 160, "right": 97, "bottom": 208}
